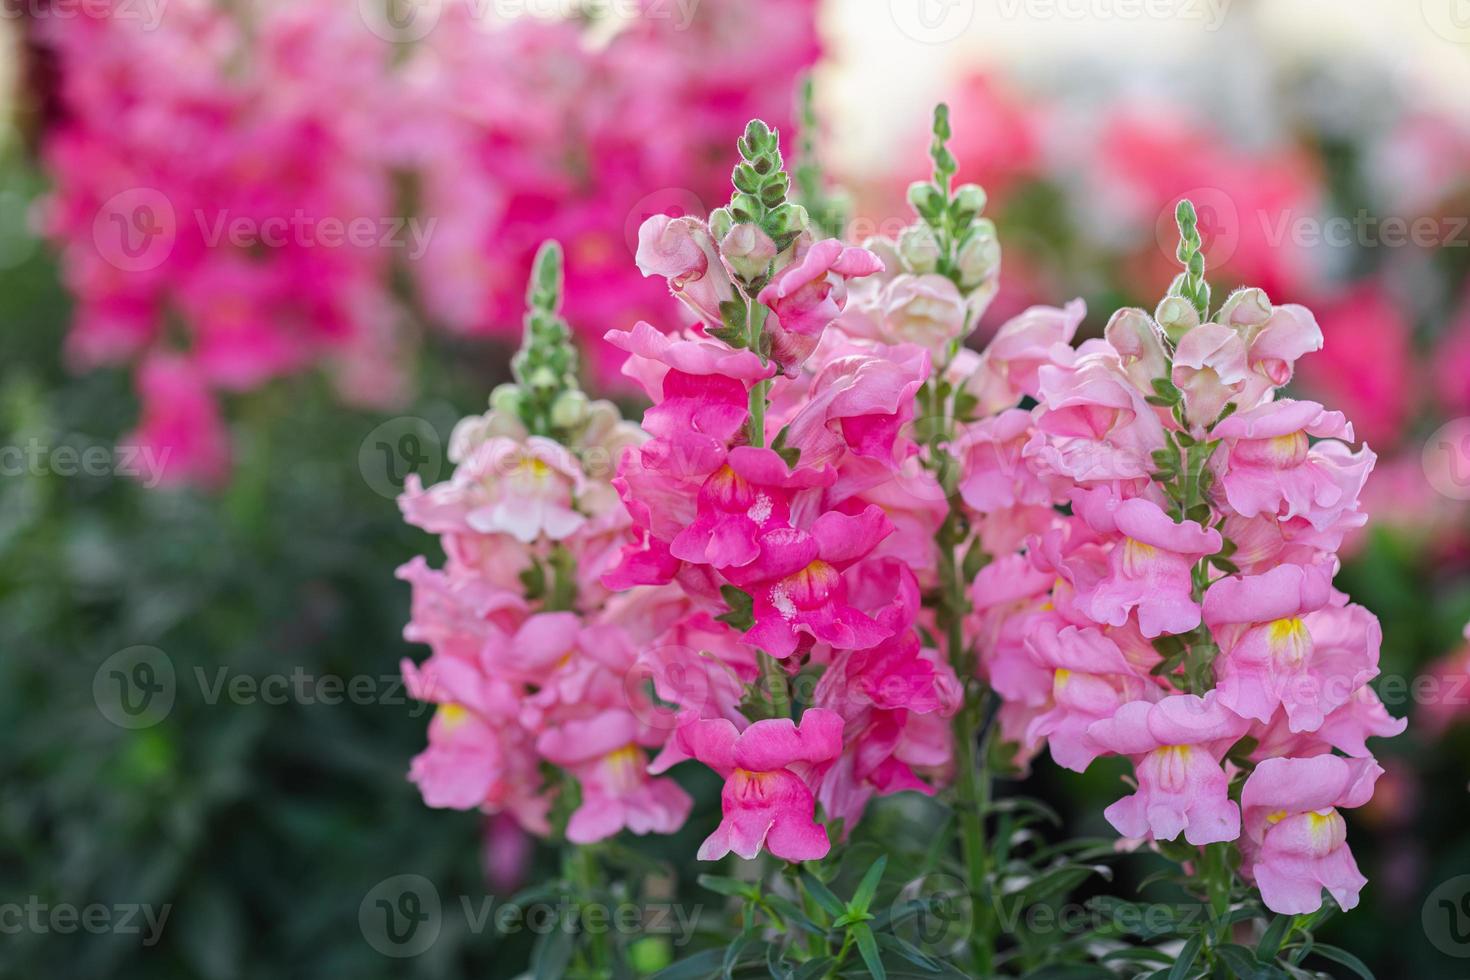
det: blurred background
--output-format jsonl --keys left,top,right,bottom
{"left": 2, "top": 1, "right": 1469, "bottom": 977}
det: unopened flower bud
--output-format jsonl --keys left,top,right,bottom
{"left": 897, "top": 223, "right": 941, "bottom": 274}
{"left": 489, "top": 383, "right": 524, "bottom": 418}
{"left": 707, "top": 207, "right": 735, "bottom": 243}
{"left": 1105, "top": 308, "right": 1170, "bottom": 393}
{"left": 1216, "top": 287, "right": 1272, "bottom": 331}
{"left": 952, "top": 183, "right": 988, "bottom": 217}
{"left": 720, "top": 222, "right": 778, "bottom": 281}
{"left": 1155, "top": 294, "right": 1200, "bottom": 343}
{"left": 550, "top": 390, "right": 589, "bottom": 429}
{"left": 767, "top": 202, "right": 809, "bottom": 239}
{"left": 955, "top": 223, "right": 1000, "bottom": 291}
{"left": 907, "top": 181, "right": 944, "bottom": 220}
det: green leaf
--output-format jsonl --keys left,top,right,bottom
{"left": 875, "top": 933, "right": 942, "bottom": 972}
{"left": 723, "top": 935, "right": 759, "bottom": 979}
{"left": 792, "top": 958, "right": 835, "bottom": 980}
{"left": 715, "top": 585, "right": 755, "bottom": 632}
{"left": 1214, "top": 943, "right": 1284, "bottom": 980}
{"left": 1167, "top": 933, "right": 1202, "bottom": 980}
{"left": 696, "top": 874, "right": 756, "bottom": 900}
{"left": 1150, "top": 378, "right": 1182, "bottom": 403}
{"left": 853, "top": 923, "right": 886, "bottom": 980}
{"left": 1302, "top": 943, "right": 1374, "bottom": 979}
{"left": 532, "top": 928, "right": 576, "bottom": 979}
{"left": 802, "top": 871, "right": 845, "bottom": 918}
{"left": 650, "top": 948, "right": 725, "bottom": 980}
{"left": 1257, "top": 914, "right": 1294, "bottom": 960}
{"left": 850, "top": 854, "right": 888, "bottom": 915}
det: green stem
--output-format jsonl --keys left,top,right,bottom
{"left": 747, "top": 299, "right": 770, "bottom": 448}
{"left": 758, "top": 650, "right": 790, "bottom": 719}
{"left": 924, "top": 375, "right": 995, "bottom": 975}
{"left": 571, "top": 846, "right": 613, "bottom": 977}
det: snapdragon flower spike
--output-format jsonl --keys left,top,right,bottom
{"left": 1008, "top": 198, "right": 1401, "bottom": 919}
{"left": 659, "top": 709, "right": 844, "bottom": 862}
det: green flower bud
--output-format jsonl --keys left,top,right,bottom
{"left": 489, "top": 383, "right": 523, "bottom": 416}
{"left": 1156, "top": 293, "right": 1201, "bottom": 343}
{"left": 550, "top": 390, "right": 589, "bottom": 430}
{"left": 955, "top": 223, "right": 1000, "bottom": 291}
{"left": 897, "top": 223, "right": 941, "bottom": 274}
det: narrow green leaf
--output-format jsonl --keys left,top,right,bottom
{"left": 853, "top": 923, "right": 886, "bottom": 980}
{"left": 696, "top": 874, "right": 755, "bottom": 900}
{"left": 1303, "top": 943, "right": 1374, "bottom": 979}
{"left": 850, "top": 854, "right": 888, "bottom": 915}
{"left": 1167, "top": 932, "right": 1202, "bottom": 980}
{"left": 801, "top": 871, "right": 844, "bottom": 918}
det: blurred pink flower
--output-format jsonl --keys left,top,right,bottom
{"left": 1295, "top": 283, "right": 1416, "bottom": 450}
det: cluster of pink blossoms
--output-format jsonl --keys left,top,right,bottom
{"left": 399, "top": 114, "right": 1402, "bottom": 920}
{"left": 30, "top": 0, "right": 818, "bottom": 484}
{"left": 977, "top": 242, "right": 1406, "bottom": 913}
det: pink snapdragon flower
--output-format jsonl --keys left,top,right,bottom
{"left": 724, "top": 507, "right": 896, "bottom": 658}
{"left": 1065, "top": 488, "right": 1222, "bottom": 638}
{"left": 1240, "top": 756, "right": 1382, "bottom": 914}
{"left": 671, "top": 448, "right": 834, "bottom": 569}
{"left": 1022, "top": 621, "right": 1164, "bottom": 772}
{"left": 1212, "top": 400, "right": 1375, "bottom": 531}
{"left": 757, "top": 239, "right": 886, "bottom": 373}
{"left": 662, "top": 710, "right": 844, "bottom": 861}
{"left": 1087, "top": 693, "right": 1251, "bottom": 845}
{"left": 1203, "top": 564, "right": 1380, "bottom": 731}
